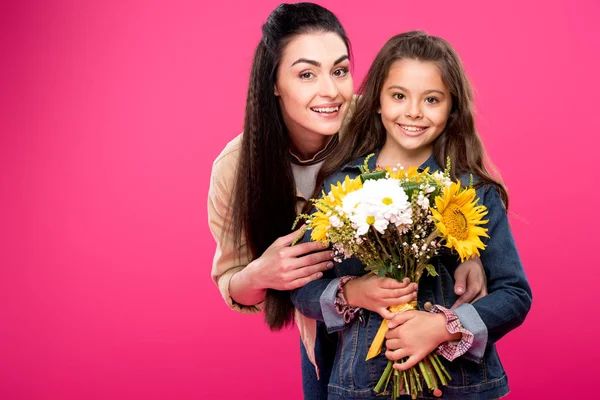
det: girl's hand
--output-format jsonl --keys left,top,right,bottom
{"left": 452, "top": 256, "right": 487, "bottom": 308}
{"left": 384, "top": 311, "right": 460, "bottom": 370}
{"left": 344, "top": 275, "right": 418, "bottom": 320}
{"left": 245, "top": 226, "right": 335, "bottom": 291}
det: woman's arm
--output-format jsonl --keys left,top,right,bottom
{"left": 209, "top": 138, "right": 335, "bottom": 309}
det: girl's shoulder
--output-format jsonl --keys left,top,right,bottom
{"left": 323, "top": 153, "right": 373, "bottom": 188}
{"left": 453, "top": 172, "right": 506, "bottom": 211}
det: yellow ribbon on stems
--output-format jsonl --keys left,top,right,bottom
{"left": 368, "top": 301, "right": 452, "bottom": 399}
{"left": 366, "top": 302, "right": 417, "bottom": 360}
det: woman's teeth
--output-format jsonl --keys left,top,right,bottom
{"left": 311, "top": 106, "right": 340, "bottom": 113}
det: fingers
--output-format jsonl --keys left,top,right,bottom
{"left": 392, "top": 355, "right": 420, "bottom": 370}
{"left": 451, "top": 282, "right": 480, "bottom": 308}
{"left": 294, "top": 248, "right": 334, "bottom": 268}
{"left": 385, "top": 347, "right": 410, "bottom": 362}
{"left": 288, "top": 260, "right": 334, "bottom": 281}
{"left": 472, "top": 285, "right": 488, "bottom": 302}
{"left": 384, "top": 291, "right": 417, "bottom": 307}
{"left": 285, "top": 240, "right": 329, "bottom": 258}
{"left": 381, "top": 283, "right": 418, "bottom": 299}
{"left": 379, "top": 277, "right": 410, "bottom": 289}
{"left": 277, "top": 224, "right": 307, "bottom": 246}
{"left": 287, "top": 271, "right": 326, "bottom": 290}
{"left": 378, "top": 308, "right": 397, "bottom": 320}
{"left": 453, "top": 267, "right": 467, "bottom": 297}
{"left": 385, "top": 338, "right": 403, "bottom": 350}
{"left": 387, "top": 311, "right": 416, "bottom": 329}
{"left": 452, "top": 257, "right": 487, "bottom": 308}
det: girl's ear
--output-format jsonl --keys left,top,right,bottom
{"left": 274, "top": 85, "right": 280, "bottom": 96}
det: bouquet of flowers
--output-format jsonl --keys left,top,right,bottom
{"left": 294, "top": 155, "right": 489, "bottom": 399}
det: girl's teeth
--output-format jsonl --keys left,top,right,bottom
{"left": 312, "top": 106, "right": 340, "bottom": 113}
{"left": 401, "top": 125, "right": 426, "bottom": 132}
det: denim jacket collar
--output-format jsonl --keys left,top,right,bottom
{"left": 341, "top": 150, "right": 442, "bottom": 174}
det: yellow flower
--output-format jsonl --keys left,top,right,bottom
{"left": 310, "top": 209, "right": 330, "bottom": 244}
{"left": 431, "top": 182, "right": 489, "bottom": 261}
{"left": 323, "top": 175, "right": 363, "bottom": 208}
{"left": 385, "top": 165, "right": 430, "bottom": 182}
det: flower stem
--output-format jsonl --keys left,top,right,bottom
{"left": 418, "top": 360, "right": 432, "bottom": 390}
{"left": 403, "top": 369, "right": 409, "bottom": 398}
{"left": 425, "top": 357, "right": 440, "bottom": 395}
{"left": 394, "top": 369, "right": 400, "bottom": 398}
{"left": 373, "top": 229, "right": 392, "bottom": 260}
{"left": 374, "top": 360, "right": 393, "bottom": 393}
{"left": 432, "top": 353, "right": 451, "bottom": 381}
{"left": 414, "top": 367, "right": 422, "bottom": 392}
{"left": 429, "top": 354, "right": 447, "bottom": 386}
{"left": 409, "top": 368, "right": 417, "bottom": 399}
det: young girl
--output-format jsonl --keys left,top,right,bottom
{"left": 291, "top": 31, "right": 532, "bottom": 399}
{"left": 209, "top": 4, "right": 487, "bottom": 397}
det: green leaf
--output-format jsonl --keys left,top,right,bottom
{"left": 399, "top": 182, "right": 420, "bottom": 198}
{"left": 360, "top": 170, "right": 386, "bottom": 183}
{"left": 424, "top": 264, "right": 438, "bottom": 277}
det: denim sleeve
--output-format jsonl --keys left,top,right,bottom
{"left": 291, "top": 209, "right": 347, "bottom": 333}
{"left": 453, "top": 303, "right": 488, "bottom": 360}
{"left": 291, "top": 274, "right": 347, "bottom": 333}
{"left": 468, "top": 186, "right": 532, "bottom": 346}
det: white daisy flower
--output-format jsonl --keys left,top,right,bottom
{"left": 417, "top": 193, "right": 430, "bottom": 209}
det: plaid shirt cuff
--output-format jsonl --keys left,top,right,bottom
{"left": 430, "top": 305, "right": 474, "bottom": 361}
{"left": 334, "top": 276, "right": 361, "bottom": 323}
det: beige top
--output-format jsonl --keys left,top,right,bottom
{"left": 207, "top": 96, "right": 357, "bottom": 375}
{"left": 208, "top": 134, "right": 331, "bottom": 312}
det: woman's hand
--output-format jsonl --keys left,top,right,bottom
{"left": 344, "top": 275, "right": 418, "bottom": 320}
{"left": 229, "top": 226, "right": 334, "bottom": 306}
{"left": 452, "top": 256, "right": 487, "bottom": 308}
{"left": 244, "top": 226, "right": 335, "bottom": 291}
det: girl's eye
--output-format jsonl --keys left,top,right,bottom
{"left": 300, "top": 71, "right": 315, "bottom": 79}
{"left": 425, "top": 97, "right": 439, "bottom": 104}
{"left": 392, "top": 93, "right": 405, "bottom": 100}
{"left": 333, "top": 67, "right": 349, "bottom": 77}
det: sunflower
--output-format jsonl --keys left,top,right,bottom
{"left": 430, "top": 182, "right": 489, "bottom": 261}
{"left": 309, "top": 208, "right": 331, "bottom": 244}
{"left": 323, "top": 175, "right": 363, "bottom": 208}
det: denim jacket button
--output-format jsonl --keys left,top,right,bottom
{"left": 423, "top": 301, "right": 433, "bottom": 311}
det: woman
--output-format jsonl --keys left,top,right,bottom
{"left": 208, "top": 3, "right": 487, "bottom": 398}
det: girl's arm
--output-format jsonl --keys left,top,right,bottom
{"left": 386, "top": 185, "right": 532, "bottom": 367}
{"left": 292, "top": 269, "right": 417, "bottom": 332}
{"left": 292, "top": 224, "right": 417, "bottom": 332}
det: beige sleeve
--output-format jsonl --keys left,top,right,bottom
{"left": 208, "top": 148, "right": 264, "bottom": 314}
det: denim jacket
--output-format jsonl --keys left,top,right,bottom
{"left": 291, "top": 152, "right": 532, "bottom": 399}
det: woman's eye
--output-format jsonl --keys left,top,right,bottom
{"left": 333, "top": 67, "right": 349, "bottom": 77}
{"left": 392, "top": 93, "right": 405, "bottom": 100}
{"left": 425, "top": 97, "right": 439, "bottom": 104}
{"left": 300, "top": 71, "right": 315, "bottom": 79}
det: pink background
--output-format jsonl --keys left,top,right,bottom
{"left": 1, "top": 0, "right": 598, "bottom": 399}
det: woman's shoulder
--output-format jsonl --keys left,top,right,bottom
{"left": 210, "top": 133, "right": 243, "bottom": 193}
{"left": 212, "top": 133, "right": 243, "bottom": 168}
